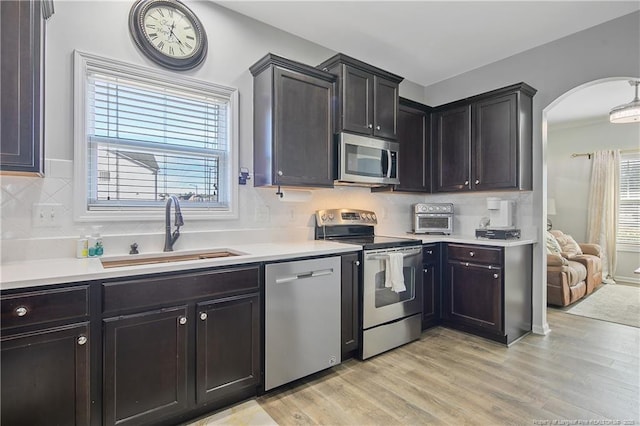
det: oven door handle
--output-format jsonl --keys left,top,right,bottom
{"left": 274, "top": 268, "right": 334, "bottom": 284}
{"left": 366, "top": 248, "right": 422, "bottom": 260}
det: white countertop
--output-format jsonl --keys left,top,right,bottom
{"left": 0, "top": 234, "right": 537, "bottom": 291}
{"left": 0, "top": 241, "right": 361, "bottom": 291}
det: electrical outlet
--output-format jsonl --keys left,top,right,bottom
{"left": 32, "top": 203, "right": 63, "bottom": 227}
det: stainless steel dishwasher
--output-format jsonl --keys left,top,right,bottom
{"left": 265, "top": 256, "right": 341, "bottom": 391}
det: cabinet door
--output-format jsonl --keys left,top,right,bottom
{"left": 196, "top": 293, "right": 260, "bottom": 405}
{"left": 396, "top": 102, "right": 430, "bottom": 192}
{"left": 444, "top": 261, "right": 502, "bottom": 333}
{"left": 340, "top": 253, "right": 360, "bottom": 358}
{"left": 433, "top": 105, "right": 471, "bottom": 192}
{"left": 0, "top": 0, "right": 44, "bottom": 174}
{"left": 422, "top": 245, "right": 440, "bottom": 330}
{"left": 1, "top": 323, "right": 90, "bottom": 426}
{"left": 472, "top": 93, "right": 518, "bottom": 190}
{"left": 103, "top": 307, "right": 188, "bottom": 426}
{"left": 273, "top": 67, "right": 334, "bottom": 187}
{"left": 373, "top": 76, "right": 398, "bottom": 140}
{"left": 342, "top": 65, "right": 373, "bottom": 135}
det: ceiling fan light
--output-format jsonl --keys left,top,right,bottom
{"left": 610, "top": 80, "right": 640, "bottom": 124}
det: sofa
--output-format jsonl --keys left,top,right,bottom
{"left": 546, "top": 230, "right": 603, "bottom": 307}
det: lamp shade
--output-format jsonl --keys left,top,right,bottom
{"left": 547, "top": 198, "right": 557, "bottom": 216}
{"left": 610, "top": 80, "right": 640, "bottom": 124}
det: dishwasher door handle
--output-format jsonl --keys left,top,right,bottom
{"left": 274, "top": 268, "right": 334, "bottom": 284}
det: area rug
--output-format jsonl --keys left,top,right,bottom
{"left": 566, "top": 284, "right": 640, "bottom": 328}
{"left": 186, "top": 400, "right": 278, "bottom": 426}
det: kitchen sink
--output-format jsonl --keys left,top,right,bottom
{"left": 100, "top": 249, "right": 246, "bottom": 268}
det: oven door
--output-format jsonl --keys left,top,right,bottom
{"left": 414, "top": 213, "right": 453, "bottom": 234}
{"left": 362, "top": 245, "right": 423, "bottom": 329}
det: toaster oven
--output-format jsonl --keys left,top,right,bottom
{"left": 412, "top": 203, "right": 453, "bottom": 234}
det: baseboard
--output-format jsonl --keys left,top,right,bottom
{"left": 614, "top": 275, "right": 640, "bottom": 286}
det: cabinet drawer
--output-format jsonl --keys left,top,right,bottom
{"left": 447, "top": 244, "right": 502, "bottom": 265}
{"left": 103, "top": 266, "right": 260, "bottom": 315}
{"left": 1, "top": 286, "right": 90, "bottom": 329}
{"left": 422, "top": 244, "right": 439, "bottom": 264}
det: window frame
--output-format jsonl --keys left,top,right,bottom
{"left": 617, "top": 150, "right": 640, "bottom": 252}
{"left": 73, "top": 50, "right": 239, "bottom": 222}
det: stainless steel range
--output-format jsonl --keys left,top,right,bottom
{"left": 315, "top": 209, "right": 423, "bottom": 359}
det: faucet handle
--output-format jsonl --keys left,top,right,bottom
{"left": 130, "top": 243, "right": 139, "bottom": 255}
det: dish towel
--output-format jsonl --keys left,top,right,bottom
{"left": 384, "top": 252, "right": 406, "bottom": 293}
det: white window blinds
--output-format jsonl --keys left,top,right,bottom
{"left": 618, "top": 152, "right": 640, "bottom": 246}
{"left": 86, "top": 70, "right": 229, "bottom": 209}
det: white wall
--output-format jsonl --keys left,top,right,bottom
{"left": 548, "top": 117, "right": 640, "bottom": 284}
{"left": 423, "top": 11, "right": 640, "bottom": 334}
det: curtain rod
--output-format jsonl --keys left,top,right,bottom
{"left": 571, "top": 148, "right": 639, "bottom": 159}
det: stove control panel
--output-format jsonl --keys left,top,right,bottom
{"left": 316, "top": 209, "right": 378, "bottom": 227}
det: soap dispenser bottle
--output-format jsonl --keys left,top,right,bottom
{"left": 89, "top": 226, "right": 104, "bottom": 257}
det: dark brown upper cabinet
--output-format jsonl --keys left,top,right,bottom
{"left": 432, "top": 83, "right": 536, "bottom": 193}
{"left": 394, "top": 98, "right": 432, "bottom": 192}
{"left": 0, "top": 1, "right": 46, "bottom": 175}
{"left": 250, "top": 53, "right": 336, "bottom": 188}
{"left": 318, "top": 53, "right": 403, "bottom": 141}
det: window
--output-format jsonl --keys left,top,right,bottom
{"left": 73, "top": 51, "right": 238, "bottom": 221}
{"left": 618, "top": 151, "right": 640, "bottom": 248}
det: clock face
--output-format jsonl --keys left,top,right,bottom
{"left": 129, "top": 0, "right": 207, "bottom": 70}
{"left": 142, "top": 5, "right": 198, "bottom": 59}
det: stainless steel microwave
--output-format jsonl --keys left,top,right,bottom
{"left": 336, "top": 133, "right": 399, "bottom": 186}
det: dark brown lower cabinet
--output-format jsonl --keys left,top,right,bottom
{"left": 444, "top": 261, "right": 502, "bottom": 334}
{"left": 196, "top": 293, "right": 260, "bottom": 404}
{"left": 1, "top": 322, "right": 90, "bottom": 426}
{"left": 103, "top": 306, "right": 188, "bottom": 426}
{"left": 340, "top": 253, "right": 360, "bottom": 359}
{"left": 421, "top": 244, "right": 441, "bottom": 330}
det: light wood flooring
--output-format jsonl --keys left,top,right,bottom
{"left": 258, "top": 309, "right": 640, "bottom": 425}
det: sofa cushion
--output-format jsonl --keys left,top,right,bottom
{"left": 552, "top": 232, "right": 583, "bottom": 257}
{"left": 546, "top": 231, "right": 562, "bottom": 254}
{"left": 566, "top": 259, "right": 587, "bottom": 283}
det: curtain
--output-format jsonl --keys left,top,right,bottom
{"left": 586, "top": 150, "right": 620, "bottom": 283}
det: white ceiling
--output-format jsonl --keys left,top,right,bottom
{"left": 216, "top": 1, "right": 640, "bottom": 124}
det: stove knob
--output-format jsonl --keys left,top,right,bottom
{"left": 419, "top": 205, "right": 427, "bottom": 212}
{"left": 328, "top": 213, "right": 334, "bottom": 221}
{"left": 321, "top": 214, "right": 327, "bottom": 222}
{"left": 365, "top": 213, "right": 371, "bottom": 220}
{"left": 427, "top": 206, "right": 434, "bottom": 212}
{"left": 371, "top": 214, "right": 377, "bottom": 221}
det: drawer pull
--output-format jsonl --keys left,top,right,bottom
{"left": 426, "top": 250, "right": 433, "bottom": 255}
{"left": 469, "top": 251, "right": 475, "bottom": 257}
{"left": 15, "top": 306, "right": 28, "bottom": 317}
{"left": 423, "top": 268, "right": 429, "bottom": 273}
{"left": 77, "top": 335, "right": 88, "bottom": 346}
{"left": 493, "top": 273, "right": 499, "bottom": 279}
{"left": 179, "top": 316, "right": 187, "bottom": 325}
{"left": 354, "top": 260, "right": 360, "bottom": 266}
{"left": 200, "top": 312, "right": 208, "bottom": 321}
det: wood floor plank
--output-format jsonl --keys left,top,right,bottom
{"left": 258, "top": 309, "right": 640, "bottom": 425}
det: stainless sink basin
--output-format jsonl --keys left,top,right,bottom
{"left": 100, "top": 249, "right": 245, "bottom": 268}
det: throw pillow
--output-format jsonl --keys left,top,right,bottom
{"left": 546, "top": 231, "right": 562, "bottom": 254}
{"left": 557, "top": 233, "right": 583, "bottom": 257}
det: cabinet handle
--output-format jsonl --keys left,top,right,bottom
{"left": 277, "top": 170, "right": 283, "bottom": 176}
{"left": 354, "top": 260, "right": 360, "bottom": 266}
{"left": 200, "top": 312, "right": 208, "bottom": 321}
{"left": 464, "top": 180, "right": 469, "bottom": 185}
{"left": 376, "top": 125, "right": 381, "bottom": 130}
{"left": 469, "top": 251, "right": 475, "bottom": 257}
{"left": 15, "top": 306, "right": 28, "bottom": 317}
{"left": 178, "top": 316, "right": 187, "bottom": 325}
{"left": 367, "top": 124, "right": 373, "bottom": 129}
{"left": 77, "top": 335, "right": 88, "bottom": 346}
{"left": 475, "top": 179, "right": 480, "bottom": 185}
{"left": 427, "top": 250, "right": 433, "bottom": 255}
{"left": 423, "top": 268, "right": 429, "bottom": 273}
{"left": 493, "top": 273, "right": 499, "bottom": 279}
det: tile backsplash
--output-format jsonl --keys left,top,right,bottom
{"left": 1, "top": 159, "right": 535, "bottom": 263}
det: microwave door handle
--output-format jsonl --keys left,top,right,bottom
{"left": 385, "top": 149, "right": 392, "bottom": 178}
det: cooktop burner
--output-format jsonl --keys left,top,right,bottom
{"left": 314, "top": 208, "right": 420, "bottom": 250}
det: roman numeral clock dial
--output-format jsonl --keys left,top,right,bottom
{"left": 129, "top": 0, "right": 207, "bottom": 70}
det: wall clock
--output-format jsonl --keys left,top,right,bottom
{"left": 129, "top": 0, "right": 207, "bottom": 71}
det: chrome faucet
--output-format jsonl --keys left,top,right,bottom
{"left": 164, "top": 195, "right": 184, "bottom": 252}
